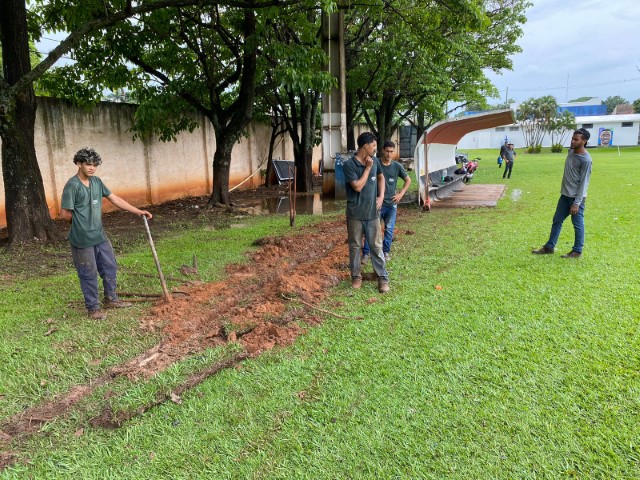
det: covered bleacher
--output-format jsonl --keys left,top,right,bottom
{"left": 414, "top": 109, "right": 515, "bottom": 211}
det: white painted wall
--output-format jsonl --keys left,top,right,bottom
{"left": 457, "top": 114, "right": 640, "bottom": 150}
{"left": 575, "top": 115, "right": 640, "bottom": 147}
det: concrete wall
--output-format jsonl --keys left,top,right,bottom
{"left": 0, "top": 97, "right": 321, "bottom": 227}
{"left": 575, "top": 115, "right": 640, "bottom": 147}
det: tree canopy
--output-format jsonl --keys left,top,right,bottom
{"left": 2, "top": 0, "right": 531, "bottom": 243}
{"left": 568, "top": 96, "right": 596, "bottom": 103}
{"left": 546, "top": 110, "right": 576, "bottom": 148}
{"left": 517, "top": 95, "right": 557, "bottom": 149}
{"left": 2, "top": 0, "right": 283, "bottom": 244}
{"left": 254, "top": 9, "right": 335, "bottom": 191}
{"left": 603, "top": 95, "right": 629, "bottom": 114}
{"left": 344, "top": 0, "right": 530, "bottom": 149}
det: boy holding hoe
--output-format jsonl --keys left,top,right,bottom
{"left": 60, "top": 147, "right": 152, "bottom": 319}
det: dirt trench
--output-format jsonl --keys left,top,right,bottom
{"left": 1, "top": 218, "right": 377, "bottom": 469}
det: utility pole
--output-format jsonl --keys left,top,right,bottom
{"left": 320, "top": 11, "right": 347, "bottom": 198}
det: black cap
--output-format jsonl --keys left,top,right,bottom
{"left": 575, "top": 128, "right": 591, "bottom": 141}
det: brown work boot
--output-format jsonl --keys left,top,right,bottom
{"left": 352, "top": 277, "right": 363, "bottom": 289}
{"left": 378, "top": 279, "right": 390, "bottom": 294}
{"left": 104, "top": 298, "right": 133, "bottom": 309}
{"left": 532, "top": 246, "right": 554, "bottom": 255}
{"left": 88, "top": 309, "right": 107, "bottom": 320}
{"left": 561, "top": 250, "right": 582, "bottom": 259}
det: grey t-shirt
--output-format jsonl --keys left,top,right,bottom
{"left": 561, "top": 149, "right": 592, "bottom": 205}
{"left": 343, "top": 155, "right": 383, "bottom": 220}
{"left": 380, "top": 161, "right": 409, "bottom": 207}
{"left": 502, "top": 147, "right": 515, "bottom": 162}
{"left": 61, "top": 175, "right": 111, "bottom": 248}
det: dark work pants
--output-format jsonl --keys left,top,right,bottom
{"left": 71, "top": 239, "right": 118, "bottom": 312}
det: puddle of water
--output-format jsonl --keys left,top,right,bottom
{"left": 510, "top": 189, "right": 523, "bottom": 201}
{"left": 236, "top": 192, "right": 418, "bottom": 216}
{"left": 238, "top": 193, "right": 345, "bottom": 216}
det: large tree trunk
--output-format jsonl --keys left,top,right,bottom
{"left": 375, "top": 90, "right": 397, "bottom": 156}
{"left": 292, "top": 143, "right": 314, "bottom": 194}
{"left": 265, "top": 111, "right": 288, "bottom": 188}
{"left": 207, "top": 132, "right": 233, "bottom": 206}
{"left": 265, "top": 122, "right": 279, "bottom": 188}
{"left": 205, "top": 10, "right": 257, "bottom": 207}
{"left": 415, "top": 109, "right": 428, "bottom": 142}
{"left": 298, "top": 149, "right": 313, "bottom": 192}
{"left": 0, "top": 0, "right": 60, "bottom": 244}
{"left": 293, "top": 93, "right": 315, "bottom": 193}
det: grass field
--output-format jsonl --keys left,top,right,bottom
{"left": 1, "top": 146, "right": 639, "bottom": 478}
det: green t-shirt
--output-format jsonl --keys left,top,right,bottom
{"left": 61, "top": 175, "right": 111, "bottom": 248}
{"left": 380, "top": 161, "right": 409, "bottom": 207}
{"left": 343, "top": 155, "right": 382, "bottom": 220}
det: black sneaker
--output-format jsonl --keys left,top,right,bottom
{"left": 532, "top": 246, "right": 554, "bottom": 255}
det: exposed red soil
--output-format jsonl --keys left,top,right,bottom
{"left": 0, "top": 182, "right": 413, "bottom": 470}
{"left": 118, "top": 219, "right": 349, "bottom": 377}
{"left": 1, "top": 210, "right": 400, "bottom": 468}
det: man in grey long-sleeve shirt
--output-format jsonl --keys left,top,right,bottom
{"left": 532, "top": 128, "right": 592, "bottom": 258}
{"left": 502, "top": 143, "right": 516, "bottom": 179}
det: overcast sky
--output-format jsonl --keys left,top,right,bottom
{"left": 484, "top": 0, "right": 640, "bottom": 105}
{"left": 37, "top": 0, "right": 640, "bottom": 106}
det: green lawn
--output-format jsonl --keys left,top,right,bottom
{"left": 1, "top": 147, "right": 639, "bottom": 479}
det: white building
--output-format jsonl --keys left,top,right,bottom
{"left": 457, "top": 114, "right": 640, "bottom": 149}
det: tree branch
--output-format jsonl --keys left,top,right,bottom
{"left": 10, "top": 0, "right": 303, "bottom": 95}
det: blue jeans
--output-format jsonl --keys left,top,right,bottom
{"left": 347, "top": 217, "right": 388, "bottom": 281}
{"left": 544, "top": 195, "right": 586, "bottom": 253}
{"left": 362, "top": 205, "right": 397, "bottom": 255}
{"left": 71, "top": 239, "right": 119, "bottom": 311}
{"left": 503, "top": 161, "right": 513, "bottom": 178}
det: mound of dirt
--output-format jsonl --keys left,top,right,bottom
{"left": 120, "top": 219, "right": 350, "bottom": 378}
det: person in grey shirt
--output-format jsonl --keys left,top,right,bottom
{"left": 502, "top": 143, "right": 516, "bottom": 179}
{"left": 532, "top": 128, "right": 592, "bottom": 258}
{"left": 361, "top": 140, "right": 411, "bottom": 263}
{"left": 343, "top": 132, "right": 389, "bottom": 293}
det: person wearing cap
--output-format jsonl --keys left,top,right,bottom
{"left": 498, "top": 139, "right": 508, "bottom": 168}
{"left": 502, "top": 143, "right": 516, "bottom": 179}
{"left": 60, "top": 147, "right": 153, "bottom": 319}
{"left": 532, "top": 128, "right": 592, "bottom": 259}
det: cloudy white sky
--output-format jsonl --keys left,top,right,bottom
{"left": 37, "top": 0, "right": 640, "bottom": 106}
{"left": 484, "top": 0, "right": 640, "bottom": 105}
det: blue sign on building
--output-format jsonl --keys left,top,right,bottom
{"left": 558, "top": 105, "right": 607, "bottom": 116}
